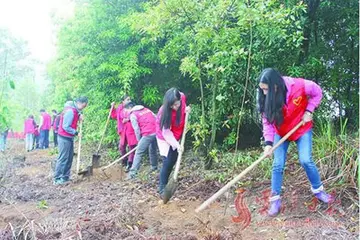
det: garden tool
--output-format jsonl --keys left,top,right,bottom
{"left": 101, "top": 146, "right": 138, "bottom": 171}
{"left": 162, "top": 111, "right": 190, "bottom": 204}
{"left": 92, "top": 105, "right": 114, "bottom": 168}
{"left": 76, "top": 120, "right": 83, "bottom": 174}
{"left": 195, "top": 120, "right": 304, "bottom": 213}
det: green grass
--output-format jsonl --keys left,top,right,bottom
{"left": 205, "top": 118, "right": 358, "bottom": 189}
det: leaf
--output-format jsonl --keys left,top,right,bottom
{"left": 216, "top": 94, "right": 225, "bottom": 101}
{"left": 9, "top": 80, "right": 15, "bottom": 90}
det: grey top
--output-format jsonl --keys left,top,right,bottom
{"left": 62, "top": 101, "right": 80, "bottom": 137}
{"left": 130, "top": 105, "right": 144, "bottom": 141}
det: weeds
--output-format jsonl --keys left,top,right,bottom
{"left": 205, "top": 118, "right": 358, "bottom": 193}
{"left": 37, "top": 200, "right": 48, "bottom": 210}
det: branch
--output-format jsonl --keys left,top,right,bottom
{"left": 235, "top": 0, "right": 253, "bottom": 152}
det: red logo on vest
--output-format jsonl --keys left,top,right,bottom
{"left": 293, "top": 96, "right": 302, "bottom": 106}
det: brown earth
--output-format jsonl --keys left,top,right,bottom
{"left": 0, "top": 139, "right": 358, "bottom": 239}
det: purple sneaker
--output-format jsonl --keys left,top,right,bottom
{"left": 268, "top": 196, "right": 281, "bottom": 217}
{"left": 315, "top": 191, "right": 334, "bottom": 203}
{"left": 312, "top": 186, "right": 334, "bottom": 203}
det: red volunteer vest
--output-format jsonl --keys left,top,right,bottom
{"left": 24, "top": 119, "right": 35, "bottom": 134}
{"left": 275, "top": 78, "right": 312, "bottom": 141}
{"left": 171, "top": 93, "right": 186, "bottom": 140}
{"left": 133, "top": 108, "right": 156, "bottom": 137}
{"left": 41, "top": 113, "right": 52, "bottom": 130}
{"left": 58, "top": 107, "right": 79, "bottom": 138}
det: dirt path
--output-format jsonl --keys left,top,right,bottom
{"left": 0, "top": 140, "right": 358, "bottom": 239}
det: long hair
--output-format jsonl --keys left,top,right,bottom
{"left": 75, "top": 96, "right": 88, "bottom": 104}
{"left": 125, "top": 101, "right": 135, "bottom": 109}
{"left": 121, "top": 94, "right": 129, "bottom": 101}
{"left": 257, "top": 68, "right": 287, "bottom": 126}
{"left": 160, "top": 88, "right": 182, "bottom": 129}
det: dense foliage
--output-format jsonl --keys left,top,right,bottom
{"left": 44, "top": 0, "right": 358, "bottom": 158}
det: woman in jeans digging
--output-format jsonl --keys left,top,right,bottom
{"left": 156, "top": 88, "right": 190, "bottom": 199}
{"left": 257, "top": 68, "right": 333, "bottom": 217}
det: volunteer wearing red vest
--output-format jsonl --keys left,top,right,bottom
{"left": 258, "top": 68, "right": 332, "bottom": 216}
{"left": 111, "top": 95, "right": 138, "bottom": 169}
{"left": 24, "top": 115, "right": 36, "bottom": 152}
{"left": 126, "top": 102, "right": 158, "bottom": 179}
{"left": 38, "top": 109, "right": 52, "bottom": 149}
{"left": 52, "top": 110, "right": 60, "bottom": 147}
{"left": 54, "top": 97, "right": 88, "bottom": 185}
{"left": 34, "top": 125, "right": 40, "bottom": 149}
{"left": 156, "top": 88, "right": 189, "bottom": 198}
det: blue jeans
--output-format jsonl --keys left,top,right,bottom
{"left": 129, "top": 134, "right": 158, "bottom": 176}
{"left": 54, "top": 135, "right": 74, "bottom": 181}
{"left": 34, "top": 135, "right": 40, "bottom": 149}
{"left": 159, "top": 147, "right": 178, "bottom": 194}
{"left": 271, "top": 129, "right": 322, "bottom": 195}
{"left": 53, "top": 131, "right": 58, "bottom": 147}
{"left": 40, "top": 130, "right": 49, "bottom": 149}
{"left": 25, "top": 134, "right": 34, "bottom": 151}
{"left": 0, "top": 133, "right": 5, "bottom": 152}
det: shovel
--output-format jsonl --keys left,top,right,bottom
{"left": 76, "top": 120, "right": 83, "bottom": 174}
{"left": 195, "top": 121, "right": 304, "bottom": 213}
{"left": 101, "top": 146, "right": 138, "bottom": 171}
{"left": 92, "top": 105, "right": 114, "bottom": 168}
{"left": 162, "top": 111, "right": 190, "bottom": 204}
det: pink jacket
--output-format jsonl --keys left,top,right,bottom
{"left": 111, "top": 104, "right": 137, "bottom": 146}
{"left": 156, "top": 93, "right": 187, "bottom": 156}
{"left": 24, "top": 118, "right": 35, "bottom": 134}
{"left": 262, "top": 77, "right": 322, "bottom": 143}
{"left": 40, "top": 113, "right": 52, "bottom": 130}
{"left": 111, "top": 104, "right": 125, "bottom": 135}
{"left": 122, "top": 109, "right": 138, "bottom": 146}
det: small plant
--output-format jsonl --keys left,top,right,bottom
{"left": 108, "top": 149, "right": 120, "bottom": 160}
{"left": 208, "top": 148, "right": 219, "bottom": 163}
{"left": 49, "top": 148, "right": 59, "bottom": 156}
{"left": 138, "top": 170, "right": 149, "bottom": 182}
{"left": 37, "top": 200, "right": 49, "bottom": 210}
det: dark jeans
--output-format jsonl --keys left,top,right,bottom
{"left": 53, "top": 131, "right": 58, "bottom": 147}
{"left": 120, "top": 143, "right": 136, "bottom": 165}
{"left": 159, "top": 147, "right": 178, "bottom": 194}
{"left": 129, "top": 134, "right": 158, "bottom": 177}
{"left": 34, "top": 136, "right": 40, "bottom": 149}
{"left": 40, "top": 130, "right": 49, "bottom": 149}
{"left": 54, "top": 135, "right": 74, "bottom": 181}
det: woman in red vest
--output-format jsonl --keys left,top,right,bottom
{"left": 110, "top": 95, "right": 135, "bottom": 168}
{"left": 118, "top": 103, "right": 138, "bottom": 172}
{"left": 126, "top": 102, "right": 158, "bottom": 178}
{"left": 39, "top": 109, "right": 52, "bottom": 149}
{"left": 24, "top": 115, "right": 36, "bottom": 152}
{"left": 156, "top": 88, "right": 190, "bottom": 198}
{"left": 258, "top": 68, "right": 332, "bottom": 216}
{"left": 34, "top": 125, "right": 40, "bottom": 149}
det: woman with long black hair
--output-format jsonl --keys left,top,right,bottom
{"left": 258, "top": 68, "right": 332, "bottom": 216}
{"left": 156, "top": 88, "right": 190, "bottom": 198}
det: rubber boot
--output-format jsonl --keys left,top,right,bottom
{"left": 268, "top": 195, "right": 281, "bottom": 217}
{"left": 312, "top": 185, "right": 334, "bottom": 203}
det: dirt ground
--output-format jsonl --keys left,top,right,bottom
{"left": 0, "top": 139, "right": 358, "bottom": 239}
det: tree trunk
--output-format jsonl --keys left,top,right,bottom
{"left": 205, "top": 74, "right": 218, "bottom": 170}
{"left": 235, "top": 2, "right": 253, "bottom": 152}
{"left": 197, "top": 56, "right": 206, "bottom": 126}
{"left": 298, "top": 0, "right": 320, "bottom": 64}
{"left": 209, "top": 74, "right": 218, "bottom": 151}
